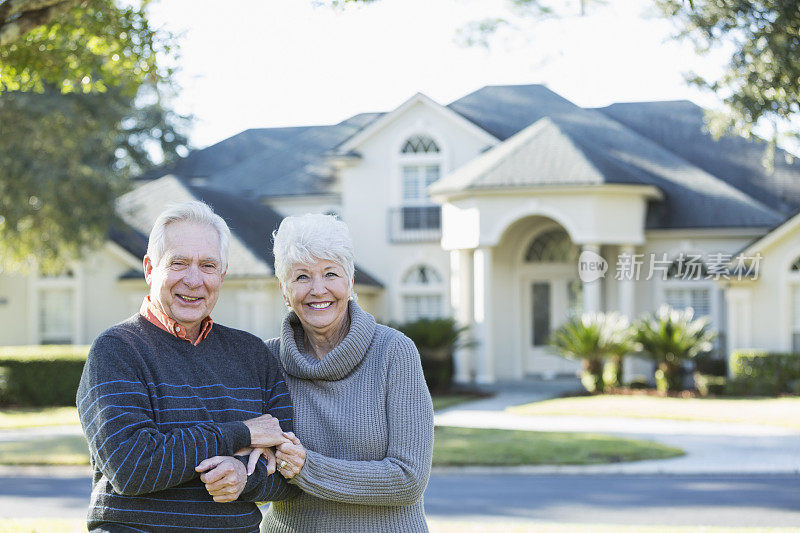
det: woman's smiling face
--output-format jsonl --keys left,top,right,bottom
{"left": 284, "top": 258, "right": 351, "bottom": 337}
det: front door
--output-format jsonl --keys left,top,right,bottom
{"left": 524, "top": 277, "right": 582, "bottom": 378}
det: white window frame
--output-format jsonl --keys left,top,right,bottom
{"left": 390, "top": 129, "right": 448, "bottom": 239}
{"left": 28, "top": 265, "right": 83, "bottom": 345}
{"left": 400, "top": 264, "right": 446, "bottom": 322}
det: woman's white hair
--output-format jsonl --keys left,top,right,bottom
{"left": 272, "top": 213, "right": 355, "bottom": 293}
{"left": 147, "top": 201, "right": 231, "bottom": 270}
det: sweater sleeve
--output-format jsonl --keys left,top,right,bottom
{"left": 77, "top": 334, "right": 251, "bottom": 496}
{"left": 288, "top": 333, "right": 434, "bottom": 506}
{"left": 236, "top": 357, "right": 300, "bottom": 502}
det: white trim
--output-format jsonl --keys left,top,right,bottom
{"left": 737, "top": 212, "right": 800, "bottom": 257}
{"left": 336, "top": 93, "right": 499, "bottom": 155}
{"left": 432, "top": 183, "right": 662, "bottom": 203}
{"left": 392, "top": 129, "right": 448, "bottom": 210}
{"left": 28, "top": 265, "right": 81, "bottom": 344}
{"left": 397, "top": 261, "right": 448, "bottom": 322}
{"left": 105, "top": 241, "right": 144, "bottom": 271}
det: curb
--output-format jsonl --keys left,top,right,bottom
{"left": 432, "top": 465, "right": 800, "bottom": 476}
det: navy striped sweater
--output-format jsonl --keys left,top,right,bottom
{"left": 77, "top": 314, "right": 295, "bottom": 532}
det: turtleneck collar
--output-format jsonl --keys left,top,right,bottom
{"left": 279, "top": 301, "right": 376, "bottom": 381}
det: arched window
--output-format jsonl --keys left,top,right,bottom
{"left": 401, "top": 264, "right": 444, "bottom": 322}
{"left": 397, "top": 134, "right": 442, "bottom": 235}
{"left": 790, "top": 256, "right": 800, "bottom": 271}
{"left": 401, "top": 135, "right": 440, "bottom": 154}
{"left": 524, "top": 228, "right": 577, "bottom": 263}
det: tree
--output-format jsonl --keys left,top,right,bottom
{"left": 451, "top": 0, "right": 795, "bottom": 150}
{"left": 655, "top": 0, "right": 800, "bottom": 155}
{"left": 0, "top": 0, "right": 187, "bottom": 272}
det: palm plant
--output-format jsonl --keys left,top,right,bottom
{"left": 549, "top": 312, "right": 635, "bottom": 393}
{"left": 633, "top": 305, "right": 717, "bottom": 393}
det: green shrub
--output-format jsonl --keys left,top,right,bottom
{"left": 394, "top": 318, "right": 467, "bottom": 392}
{"left": 549, "top": 312, "right": 634, "bottom": 394}
{"left": 633, "top": 305, "right": 716, "bottom": 393}
{"left": 0, "top": 346, "right": 89, "bottom": 406}
{"left": 729, "top": 350, "right": 800, "bottom": 396}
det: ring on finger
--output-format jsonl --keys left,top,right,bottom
{"left": 279, "top": 460, "right": 287, "bottom": 469}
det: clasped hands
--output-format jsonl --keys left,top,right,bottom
{"left": 194, "top": 413, "right": 306, "bottom": 503}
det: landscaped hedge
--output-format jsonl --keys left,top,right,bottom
{"left": 0, "top": 345, "right": 89, "bottom": 406}
{"left": 729, "top": 350, "right": 800, "bottom": 396}
{"left": 394, "top": 318, "right": 465, "bottom": 393}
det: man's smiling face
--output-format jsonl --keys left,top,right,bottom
{"left": 144, "top": 220, "right": 226, "bottom": 340}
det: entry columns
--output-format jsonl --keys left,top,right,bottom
{"left": 581, "top": 243, "right": 602, "bottom": 313}
{"left": 450, "top": 249, "right": 474, "bottom": 384}
{"left": 617, "top": 244, "right": 636, "bottom": 320}
{"left": 473, "top": 246, "right": 495, "bottom": 384}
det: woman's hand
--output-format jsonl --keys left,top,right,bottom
{"left": 275, "top": 432, "right": 306, "bottom": 480}
{"left": 235, "top": 446, "right": 277, "bottom": 476}
{"left": 195, "top": 456, "right": 247, "bottom": 503}
{"left": 243, "top": 414, "right": 290, "bottom": 447}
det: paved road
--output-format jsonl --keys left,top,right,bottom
{"left": 3, "top": 472, "right": 800, "bottom": 527}
{"left": 425, "top": 473, "right": 800, "bottom": 527}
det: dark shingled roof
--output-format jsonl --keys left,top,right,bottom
{"left": 596, "top": 100, "right": 800, "bottom": 217}
{"left": 441, "top": 85, "right": 784, "bottom": 229}
{"left": 137, "top": 84, "right": 796, "bottom": 231}
{"left": 112, "top": 178, "right": 382, "bottom": 287}
{"left": 140, "top": 113, "right": 384, "bottom": 199}
{"left": 107, "top": 219, "right": 149, "bottom": 259}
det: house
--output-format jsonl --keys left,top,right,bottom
{"left": 3, "top": 84, "right": 799, "bottom": 385}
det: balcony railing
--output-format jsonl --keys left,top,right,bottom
{"left": 387, "top": 206, "right": 442, "bottom": 243}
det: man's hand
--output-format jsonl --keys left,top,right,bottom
{"left": 242, "top": 414, "right": 290, "bottom": 448}
{"left": 235, "top": 446, "right": 277, "bottom": 476}
{"left": 275, "top": 432, "right": 306, "bottom": 480}
{"left": 195, "top": 456, "right": 248, "bottom": 503}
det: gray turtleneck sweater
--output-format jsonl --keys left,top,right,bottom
{"left": 260, "top": 302, "right": 434, "bottom": 533}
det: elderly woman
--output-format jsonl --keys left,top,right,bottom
{"left": 260, "top": 213, "right": 434, "bottom": 532}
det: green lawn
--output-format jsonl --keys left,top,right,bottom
{"left": 0, "top": 407, "right": 80, "bottom": 429}
{"left": 0, "top": 435, "right": 90, "bottom": 466}
{"left": 0, "top": 519, "right": 793, "bottom": 533}
{"left": 433, "top": 426, "right": 682, "bottom": 466}
{"left": 507, "top": 395, "right": 800, "bottom": 430}
{"left": 0, "top": 396, "right": 476, "bottom": 428}
{"left": 0, "top": 427, "right": 683, "bottom": 467}
{"left": 431, "top": 394, "right": 481, "bottom": 411}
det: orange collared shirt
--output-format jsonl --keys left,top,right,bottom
{"left": 139, "top": 296, "right": 213, "bottom": 346}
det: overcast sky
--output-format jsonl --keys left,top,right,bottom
{"left": 148, "top": 0, "right": 729, "bottom": 149}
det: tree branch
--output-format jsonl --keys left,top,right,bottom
{"left": 0, "top": 0, "right": 83, "bottom": 46}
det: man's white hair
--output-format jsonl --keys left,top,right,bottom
{"left": 146, "top": 201, "right": 231, "bottom": 270}
{"left": 272, "top": 213, "right": 355, "bottom": 293}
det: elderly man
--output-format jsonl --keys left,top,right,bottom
{"left": 77, "top": 201, "right": 293, "bottom": 532}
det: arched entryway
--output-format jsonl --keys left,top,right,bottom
{"left": 517, "top": 224, "right": 583, "bottom": 377}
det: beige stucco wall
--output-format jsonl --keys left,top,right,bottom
{"left": 340, "top": 99, "right": 492, "bottom": 323}
{"left": 726, "top": 225, "right": 800, "bottom": 353}
{"left": 0, "top": 272, "right": 32, "bottom": 345}
{"left": 440, "top": 187, "right": 653, "bottom": 251}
